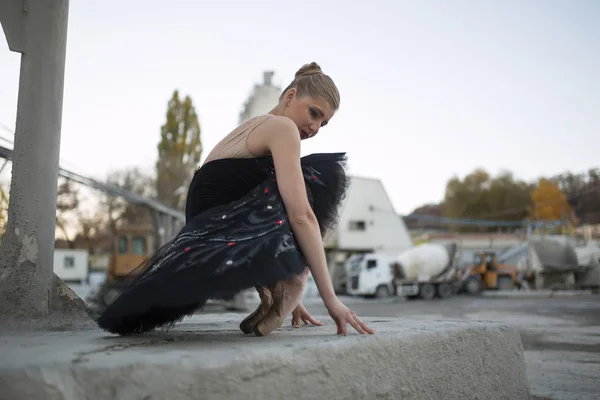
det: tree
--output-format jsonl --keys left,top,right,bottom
{"left": 55, "top": 178, "right": 80, "bottom": 248}
{"left": 530, "top": 178, "right": 573, "bottom": 222}
{"left": 554, "top": 168, "right": 600, "bottom": 225}
{"left": 443, "top": 169, "right": 492, "bottom": 221}
{"left": 404, "top": 203, "right": 443, "bottom": 231}
{"left": 485, "top": 171, "right": 532, "bottom": 222}
{"left": 101, "top": 167, "right": 156, "bottom": 235}
{"left": 442, "top": 168, "right": 532, "bottom": 231}
{"left": 156, "top": 90, "right": 202, "bottom": 210}
{"left": 73, "top": 208, "right": 109, "bottom": 254}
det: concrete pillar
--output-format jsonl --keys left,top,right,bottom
{"left": 0, "top": 0, "right": 70, "bottom": 317}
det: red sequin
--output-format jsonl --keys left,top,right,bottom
{"left": 228, "top": 242, "right": 235, "bottom": 246}
{"left": 276, "top": 220, "right": 283, "bottom": 225}
{"left": 264, "top": 188, "right": 269, "bottom": 194}
{"left": 184, "top": 247, "right": 191, "bottom": 253}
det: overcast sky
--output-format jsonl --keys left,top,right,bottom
{"left": 0, "top": 0, "right": 598, "bottom": 215}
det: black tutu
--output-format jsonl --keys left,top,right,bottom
{"left": 94, "top": 153, "right": 349, "bottom": 335}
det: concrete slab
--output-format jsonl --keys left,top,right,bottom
{"left": 0, "top": 315, "right": 530, "bottom": 400}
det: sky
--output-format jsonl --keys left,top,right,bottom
{"left": 0, "top": 0, "right": 599, "bottom": 215}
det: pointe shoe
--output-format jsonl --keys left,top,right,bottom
{"left": 239, "top": 285, "right": 272, "bottom": 334}
{"left": 254, "top": 281, "right": 285, "bottom": 336}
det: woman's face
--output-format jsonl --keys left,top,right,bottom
{"left": 283, "top": 89, "right": 335, "bottom": 140}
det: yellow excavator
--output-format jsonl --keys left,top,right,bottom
{"left": 105, "top": 224, "right": 154, "bottom": 284}
{"left": 87, "top": 224, "right": 154, "bottom": 314}
{"left": 459, "top": 251, "right": 523, "bottom": 295}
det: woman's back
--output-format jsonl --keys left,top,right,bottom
{"left": 185, "top": 156, "right": 272, "bottom": 222}
{"left": 186, "top": 115, "right": 276, "bottom": 222}
{"left": 203, "top": 115, "right": 274, "bottom": 163}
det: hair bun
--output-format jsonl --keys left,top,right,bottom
{"left": 295, "top": 62, "right": 323, "bottom": 78}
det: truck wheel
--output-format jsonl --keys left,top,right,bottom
{"left": 464, "top": 276, "right": 482, "bottom": 295}
{"left": 375, "top": 285, "right": 391, "bottom": 298}
{"left": 436, "top": 283, "right": 453, "bottom": 299}
{"left": 419, "top": 283, "right": 436, "bottom": 300}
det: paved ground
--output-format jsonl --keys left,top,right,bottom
{"left": 202, "top": 294, "right": 600, "bottom": 400}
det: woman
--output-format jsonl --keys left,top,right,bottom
{"left": 95, "top": 62, "right": 375, "bottom": 337}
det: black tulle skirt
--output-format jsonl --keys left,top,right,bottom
{"left": 94, "top": 153, "right": 349, "bottom": 335}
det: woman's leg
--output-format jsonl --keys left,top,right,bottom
{"left": 281, "top": 267, "right": 309, "bottom": 317}
{"left": 239, "top": 285, "right": 273, "bottom": 334}
{"left": 254, "top": 268, "right": 308, "bottom": 336}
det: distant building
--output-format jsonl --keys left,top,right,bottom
{"left": 239, "top": 71, "right": 281, "bottom": 124}
{"left": 54, "top": 249, "right": 88, "bottom": 284}
{"left": 325, "top": 176, "right": 413, "bottom": 292}
{"left": 326, "top": 176, "right": 413, "bottom": 254}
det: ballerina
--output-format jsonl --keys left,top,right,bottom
{"left": 95, "top": 62, "right": 375, "bottom": 337}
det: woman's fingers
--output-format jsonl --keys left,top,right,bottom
{"left": 291, "top": 313, "right": 300, "bottom": 327}
{"left": 336, "top": 319, "right": 346, "bottom": 336}
{"left": 335, "top": 313, "right": 375, "bottom": 336}
{"left": 348, "top": 317, "right": 368, "bottom": 335}
{"left": 350, "top": 314, "right": 375, "bottom": 335}
{"left": 302, "top": 314, "right": 323, "bottom": 326}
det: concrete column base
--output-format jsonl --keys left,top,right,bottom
{"left": 0, "top": 315, "right": 530, "bottom": 400}
{"left": 1, "top": 275, "right": 97, "bottom": 331}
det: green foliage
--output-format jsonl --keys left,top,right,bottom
{"left": 156, "top": 90, "right": 202, "bottom": 209}
{"left": 411, "top": 166, "right": 600, "bottom": 232}
{"left": 442, "top": 169, "right": 532, "bottom": 231}
{"left": 553, "top": 168, "right": 600, "bottom": 224}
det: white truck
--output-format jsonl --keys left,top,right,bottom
{"left": 346, "top": 252, "right": 396, "bottom": 298}
{"left": 393, "top": 243, "right": 460, "bottom": 300}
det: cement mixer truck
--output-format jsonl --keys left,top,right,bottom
{"left": 393, "top": 243, "right": 461, "bottom": 300}
{"left": 345, "top": 243, "right": 460, "bottom": 300}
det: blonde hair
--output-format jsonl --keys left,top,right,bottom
{"left": 279, "top": 62, "right": 340, "bottom": 110}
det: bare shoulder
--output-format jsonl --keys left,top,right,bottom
{"left": 259, "top": 116, "right": 298, "bottom": 141}
{"left": 247, "top": 115, "right": 300, "bottom": 155}
{"left": 262, "top": 115, "right": 297, "bottom": 129}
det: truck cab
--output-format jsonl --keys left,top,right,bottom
{"left": 345, "top": 253, "right": 395, "bottom": 298}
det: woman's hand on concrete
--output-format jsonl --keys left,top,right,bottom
{"left": 291, "top": 302, "right": 323, "bottom": 328}
{"left": 325, "top": 297, "right": 375, "bottom": 336}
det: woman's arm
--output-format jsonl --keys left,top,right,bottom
{"left": 249, "top": 116, "right": 336, "bottom": 303}
{"left": 248, "top": 117, "right": 374, "bottom": 335}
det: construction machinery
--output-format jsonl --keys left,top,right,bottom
{"left": 392, "top": 243, "right": 461, "bottom": 300}
{"left": 105, "top": 224, "right": 154, "bottom": 284}
{"left": 459, "top": 251, "right": 522, "bottom": 295}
